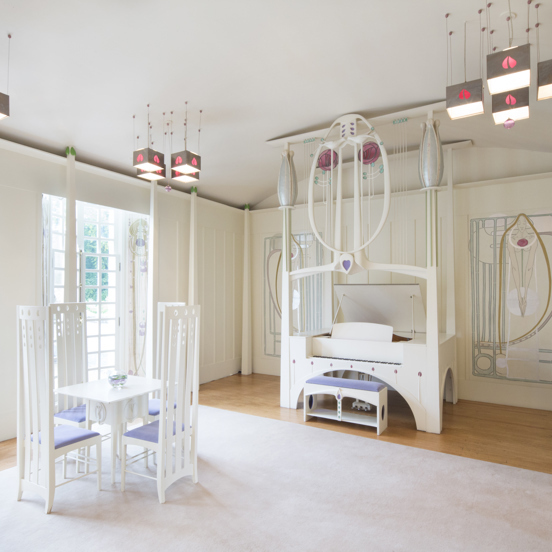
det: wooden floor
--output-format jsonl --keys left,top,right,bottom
{"left": 2, "top": 373, "right": 552, "bottom": 474}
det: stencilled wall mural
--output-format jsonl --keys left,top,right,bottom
{"left": 263, "top": 232, "right": 326, "bottom": 357}
{"left": 470, "top": 213, "right": 552, "bottom": 384}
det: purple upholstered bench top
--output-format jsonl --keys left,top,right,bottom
{"left": 306, "top": 375, "right": 385, "bottom": 393}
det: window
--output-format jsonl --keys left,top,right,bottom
{"left": 43, "top": 196, "right": 149, "bottom": 380}
{"left": 77, "top": 203, "right": 122, "bottom": 381}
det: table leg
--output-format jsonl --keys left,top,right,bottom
{"left": 111, "top": 425, "right": 118, "bottom": 485}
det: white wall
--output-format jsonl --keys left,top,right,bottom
{"left": 250, "top": 146, "right": 552, "bottom": 412}
{"left": 0, "top": 140, "right": 244, "bottom": 441}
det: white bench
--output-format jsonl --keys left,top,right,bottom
{"left": 304, "top": 375, "right": 388, "bottom": 435}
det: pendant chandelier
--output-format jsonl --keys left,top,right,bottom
{"left": 171, "top": 102, "right": 202, "bottom": 175}
{"left": 0, "top": 34, "right": 12, "bottom": 121}
{"left": 446, "top": 2, "right": 551, "bottom": 129}
{"left": 131, "top": 103, "right": 203, "bottom": 189}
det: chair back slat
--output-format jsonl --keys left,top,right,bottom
{"left": 50, "top": 303, "right": 88, "bottom": 413}
{"left": 17, "top": 306, "right": 51, "bottom": 488}
{"left": 157, "top": 304, "right": 199, "bottom": 481}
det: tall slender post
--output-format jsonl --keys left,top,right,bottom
{"left": 425, "top": 186, "right": 441, "bottom": 433}
{"left": 241, "top": 205, "right": 252, "bottom": 375}
{"left": 280, "top": 205, "right": 293, "bottom": 407}
{"left": 446, "top": 149, "right": 456, "bottom": 335}
{"left": 188, "top": 187, "right": 198, "bottom": 305}
{"left": 146, "top": 181, "right": 159, "bottom": 379}
{"left": 64, "top": 147, "right": 77, "bottom": 303}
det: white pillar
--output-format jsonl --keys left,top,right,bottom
{"left": 188, "top": 187, "right": 198, "bottom": 305}
{"left": 280, "top": 206, "right": 293, "bottom": 407}
{"left": 241, "top": 205, "right": 252, "bottom": 375}
{"left": 64, "top": 147, "right": 77, "bottom": 303}
{"left": 146, "top": 181, "right": 159, "bottom": 379}
{"left": 425, "top": 187, "right": 441, "bottom": 433}
{"left": 445, "top": 150, "right": 456, "bottom": 335}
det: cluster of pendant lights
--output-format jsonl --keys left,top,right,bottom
{"left": 0, "top": 34, "right": 11, "bottom": 121}
{"left": 132, "top": 102, "right": 202, "bottom": 189}
{"left": 446, "top": 2, "right": 551, "bottom": 129}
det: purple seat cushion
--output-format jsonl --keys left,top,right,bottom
{"left": 54, "top": 404, "right": 86, "bottom": 424}
{"left": 124, "top": 420, "right": 186, "bottom": 444}
{"left": 148, "top": 398, "right": 177, "bottom": 417}
{"left": 306, "top": 375, "right": 385, "bottom": 393}
{"left": 32, "top": 425, "right": 100, "bottom": 450}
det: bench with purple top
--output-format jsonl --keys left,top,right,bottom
{"left": 304, "top": 375, "right": 388, "bottom": 435}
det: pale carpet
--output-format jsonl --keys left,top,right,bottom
{"left": 1, "top": 406, "right": 551, "bottom": 552}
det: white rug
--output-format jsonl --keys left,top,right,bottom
{"left": 1, "top": 406, "right": 551, "bottom": 552}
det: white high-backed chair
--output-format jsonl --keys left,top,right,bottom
{"left": 143, "top": 302, "right": 186, "bottom": 468}
{"left": 17, "top": 306, "right": 101, "bottom": 514}
{"left": 50, "top": 303, "right": 91, "bottom": 474}
{"left": 121, "top": 304, "right": 200, "bottom": 503}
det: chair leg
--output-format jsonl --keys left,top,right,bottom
{"left": 45, "top": 463, "right": 55, "bottom": 515}
{"left": 192, "top": 434, "right": 198, "bottom": 484}
{"left": 121, "top": 442, "right": 127, "bottom": 492}
{"left": 144, "top": 416, "right": 149, "bottom": 469}
{"left": 86, "top": 420, "right": 92, "bottom": 475}
{"left": 157, "top": 458, "right": 165, "bottom": 504}
{"left": 63, "top": 454, "right": 67, "bottom": 479}
{"left": 96, "top": 441, "right": 102, "bottom": 491}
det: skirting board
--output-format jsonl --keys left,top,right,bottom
{"left": 200, "top": 358, "right": 242, "bottom": 385}
{"left": 252, "top": 356, "right": 281, "bottom": 377}
{"left": 458, "top": 379, "right": 552, "bottom": 412}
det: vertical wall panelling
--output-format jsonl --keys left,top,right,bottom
{"left": 242, "top": 207, "right": 252, "bottom": 375}
{"left": 446, "top": 150, "right": 457, "bottom": 335}
{"left": 196, "top": 199, "right": 244, "bottom": 383}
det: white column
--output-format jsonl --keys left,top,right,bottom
{"left": 445, "top": 150, "right": 456, "bottom": 335}
{"left": 146, "top": 181, "right": 159, "bottom": 379}
{"left": 64, "top": 147, "right": 77, "bottom": 303}
{"left": 241, "top": 205, "right": 252, "bottom": 375}
{"left": 188, "top": 187, "right": 198, "bottom": 305}
{"left": 425, "top": 187, "right": 441, "bottom": 433}
{"left": 280, "top": 206, "right": 293, "bottom": 407}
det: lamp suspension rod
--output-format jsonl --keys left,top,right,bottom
{"left": 535, "top": 3, "right": 541, "bottom": 63}
{"left": 198, "top": 109, "right": 202, "bottom": 154}
{"left": 445, "top": 13, "right": 450, "bottom": 86}
{"left": 507, "top": 0, "right": 514, "bottom": 48}
{"left": 133, "top": 115, "right": 136, "bottom": 150}
{"left": 146, "top": 104, "right": 150, "bottom": 147}
{"left": 464, "top": 20, "right": 467, "bottom": 82}
{"left": 184, "top": 100, "right": 188, "bottom": 149}
{"left": 479, "top": 9, "right": 484, "bottom": 78}
{"left": 526, "top": 0, "right": 532, "bottom": 45}
{"left": 6, "top": 33, "right": 11, "bottom": 94}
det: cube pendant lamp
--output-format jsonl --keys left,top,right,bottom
{"left": 172, "top": 170, "right": 199, "bottom": 184}
{"left": 133, "top": 147, "right": 165, "bottom": 172}
{"left": 171, "top": 150, "right": 201, "bottom": 174}
{"left": 0, "top": 92, "right": 9, "bottom": 120}
{"left": 537, "top": 59, "right": 552, "bottom": 101}
{"left": 491, "top": 87, "right": 529, "bottom": 124}
{"left": 137, "top": 166, "right": 166, "bottom": 181}
{"left": 487, "top": 44, "right": 531, "bottom": 95}
{"left": 446, "top": 79, "right": 484, "bottom": 119}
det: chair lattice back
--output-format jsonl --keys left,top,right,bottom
{"left": 157, "top": 304, "right": 200, "bottom": 483}
{"left": 49, "top": 303, "right": 88, "bottom": 413}
{"left": 17, "top": 306, "right": 52, "bottom": 487}
{"left": 153, "top": 302, "right": 186, "bottom": 397}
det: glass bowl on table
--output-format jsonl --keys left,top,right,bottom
{"left": 108, "top": 371, "right": 128, "bottom": 390}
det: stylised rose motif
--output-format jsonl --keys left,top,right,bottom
{"left": 506, "top": 94, "right": 517, "bottom": 105}
{"left": 517, "top": 238, "right": 529, "bottom": 247}
{"left": 154, "top": 155, "right": 160, "bottom": 163}
{"left": 137, "top": 154, "right": 144, "bottom": 162}
{"left": 175, "top": 156, "right": 183, "bottom": 165}
{"left": 459, "top": 89, "right": 471, "bottom": 100}
{"left": 192, "top": 157, "right": 198, "bottom": 166}
{"left": 502, "top": 56, "right": 517, "bottom": 69}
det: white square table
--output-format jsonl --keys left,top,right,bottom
{"left": 56, "top": 376, "right": 161, "bottom": 484}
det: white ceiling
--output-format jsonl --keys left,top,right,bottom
{"left": 0, "top": 0, "right": 551, "bottom": 208}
